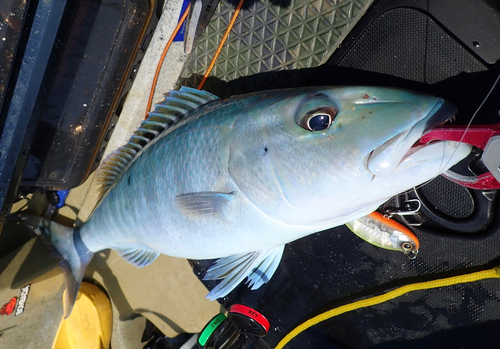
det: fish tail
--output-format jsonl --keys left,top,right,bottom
{"left": 20, "top": 214, "right": 94, "bottom": 318}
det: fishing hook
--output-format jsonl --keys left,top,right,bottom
{"left": 383, "top": 199, "right": 423, "bottom": 226}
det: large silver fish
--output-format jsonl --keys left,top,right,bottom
{"left": 27, "top": 86, "right": 471, "bottom": 317}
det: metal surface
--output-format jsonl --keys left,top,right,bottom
{"left": 0, "top": 0, "right": 28, "bottom": 108}
{"left": 20, "top": 0, "right": 158, "bottom": 190}
{"left": 184, "top": 0, "right": 221, "bottom": 54}
{"left": 482, "top": 135, "right": 500, "bottom": 183}
{"left": 0, "top": 0, "right": 69, "bottom": 235}
{"left": 184, "top": 0, "right": 202, "bottom": 53}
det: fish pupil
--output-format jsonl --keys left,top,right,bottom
{"left": 308, "top": 114, "right": 331, "bottom": 131}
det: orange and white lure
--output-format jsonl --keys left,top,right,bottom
{"left": 346, "top": 211, "right": 419, "bottom": 259}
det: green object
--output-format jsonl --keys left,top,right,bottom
{"left": 198, "top": 313, "right": 228, "bottom": 346}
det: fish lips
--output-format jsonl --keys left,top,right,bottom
{"left": 366, "top": 98, "right": 459, "bottom": 178}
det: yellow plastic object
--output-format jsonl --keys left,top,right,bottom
{"left": 52, "top": 282, "right": 112, "bottom": 349}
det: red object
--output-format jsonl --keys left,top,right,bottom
{"left": 421, "top": 123, "right": 500, "bottom": 189}
{"left": 442, "top": 175, "right": 500, "bottom": 190}
{"left": 229, "top": 304, "right": 270, "bottom": 332}
{"left": 420, "top": 123, "right": 500, "bottom": 149}
{"left": 1, "top": 297, "right": 17, "bottom": 316}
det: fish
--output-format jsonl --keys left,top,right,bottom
{"left": 24, "top": 86, "right": 472, "bottom": 318}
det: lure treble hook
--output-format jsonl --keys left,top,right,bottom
{"left": 383, "top": 199, "right": 423, "bottom": 226}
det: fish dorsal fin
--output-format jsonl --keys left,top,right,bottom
{"left": 203, "top": 245, "right": 285, "bottom": 300}
{"left": 96, "top": 87, "right": 219, "bottom": 198}
{"left": 117, "top": 248, "right": 160, "bottom": 267}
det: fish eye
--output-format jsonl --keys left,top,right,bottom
{"left": 299, "top": 107, "right": 337, "bottom": 132}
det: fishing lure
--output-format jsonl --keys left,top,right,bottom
{"left": 346, "top": 211, "right": 419, "bottom": 259}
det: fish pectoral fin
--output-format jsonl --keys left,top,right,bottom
{"left": 117, "top": 249, "right": 160, "bottom": 267}
{"left": 203, "top": 245, "right": 285, "bottom": 300}
{"left": 174, "top": 192, "right": 234, "bottom": 218}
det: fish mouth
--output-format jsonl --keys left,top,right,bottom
{"left": 422, "top": 99, "right": 457, "bottom": 129}
{"left": 366, "top": 99, "right": 459, "bottom": 178}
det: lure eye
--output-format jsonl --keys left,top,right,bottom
{"left": 299, "top": 107, "right": 337, "bottom": 132}
{"left": 401, "top": 242, "right": 414, "bottom": 251}
{"left": 402, "top": 242, "right": 418, "bottom": 259}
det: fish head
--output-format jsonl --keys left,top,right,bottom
{"left": 228, "top": 87, "right": 472, "bottom": 226}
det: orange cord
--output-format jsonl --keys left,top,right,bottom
{"left": 145, "top": 4, "right": 191, "bottom": 120}
{"left": 197, "top": 0, "right": 245, "bottom": 90}
{"left": 146, "top": 0, "right": 244, "bottom": 120}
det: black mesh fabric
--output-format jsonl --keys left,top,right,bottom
{"left": 337, "top": 8, "right": 486, "bottom": 84}
{"left": 419, "top": 176, "right": 475, "bottom": 219}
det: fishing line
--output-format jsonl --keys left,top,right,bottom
{"left": 436, "top": 71, "right": 500, "bottom": 175}
{"left": 410, "top": 72, "right": 500, "bottom": 194}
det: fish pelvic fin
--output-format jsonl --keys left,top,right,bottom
{"left": 117, "top": 248, "right": 159, "bottom": 267}
{"left": 20, "top": 215, "right": 94, "bottom": 318}
{"left": 203, "top": 245, "right": 285, "bottom": 300}
{"left": 96, "top": 87, "right": 219, "bottom": 201}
